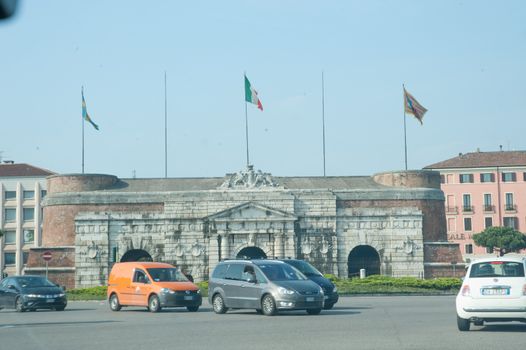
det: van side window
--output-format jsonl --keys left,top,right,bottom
{"left": 224, "top": 264, "right": 244, "bottom": 281}
{"left": 133, "top": 270, "right": 148, "bottom": 283}
{"left": 254, "top": 268, "right": 267, "bottom": 284}
{"left": 212, "top": 264, "right": 229, "bottom": 279}
{"left": 241, "top": 265, "right": 256, "bottom": 281}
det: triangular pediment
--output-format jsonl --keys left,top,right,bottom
{"left": 206, "top": 202, "right": 296, "bottom": 222}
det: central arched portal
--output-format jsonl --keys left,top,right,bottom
{"left": 236, "top": 246, "right": 267, "bottom": 259}
{"left": 348, "top": 245, "right": 380, "bottom": 277}
{"left": 120, "top": 249, "right": 153, "bottom": 262}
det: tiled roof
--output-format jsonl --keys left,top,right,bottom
{"left": 424, "top": 151, "right": 526, "bottom": 169}
{"left": 0, "top": 163, "right": 55, "bottom": 177}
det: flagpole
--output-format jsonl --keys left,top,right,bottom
{"left": 164, "top": 71, "right": 168, "bottom": 178}
{"left": 403, "top": 84, "right": 408, "bottom": 171}
{"left": 244, "top": 72, "right": 250, "bottom": 167}
{"left": 81, "top": 86, "right": 85, "bottom": 174}
{"left": 321, "top": 71, "right": 326, "bottom": 177}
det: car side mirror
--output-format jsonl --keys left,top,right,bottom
{"left": 7, "top": 284, "right": 17, "bottom": 291}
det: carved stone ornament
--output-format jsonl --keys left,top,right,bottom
{"left": 396, "top": 236, "right": 420, "bottom": 256}
{"left": 219, "top": 165, "right": 279, "bottom": 189}
{"left": 87, "top": 241, "right": 99, "bottom": 259}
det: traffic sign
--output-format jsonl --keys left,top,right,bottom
{"left": 42, "top": 251, "right": 52, "bottom": 261}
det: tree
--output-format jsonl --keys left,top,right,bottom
{"left": 473, "top": 226, "right": 526, "bottom": 255}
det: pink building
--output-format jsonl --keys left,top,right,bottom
{"left": 425, "top": 150, "right": 526, "bottom": 261}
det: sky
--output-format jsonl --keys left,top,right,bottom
{"left": 0, "top": 0, "right": 525, "bottom": 179}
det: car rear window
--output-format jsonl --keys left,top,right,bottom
{"left": 469, "top": 261, "right": 525, "bottom": 278}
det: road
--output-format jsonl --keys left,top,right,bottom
{"left": 1, "top": 296, "right": 525, "bottom": 350}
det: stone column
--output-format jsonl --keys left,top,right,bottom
{"left": 220, "top": 232, "right": 230, "bottom": 259}
{"left": 34, "top": 182, "right": 42, "bottom": 247}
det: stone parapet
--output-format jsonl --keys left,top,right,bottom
{"left": 47, "top": 174, "right": 118, "bottom": 194}
{"left": 373, "top": 170, "right": 441, "bottom": 189}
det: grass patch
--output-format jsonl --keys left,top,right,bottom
{"left": 67, "top": 286, "right": 107, "bottom": 301}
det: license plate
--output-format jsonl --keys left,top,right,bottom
{"left": 306, "top": 297, "right": 314, "bottom": 302}
{"left": 46, "top": 299, "right": 55, "bottom": 303}
{"left": 481, "top": 288, "right": 509, "bottom": 296}
{"left": 184, "top": 296, "right": 193, "bottom": 301}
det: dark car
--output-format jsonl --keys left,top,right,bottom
{"left": 280, "top": 259, "right": 339, "bottom": 309}
{"left": 0, "top": 275, "right": 67, "bottom": 312}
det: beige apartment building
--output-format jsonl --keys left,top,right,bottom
{"left": 0, "top": 162, "right": 54, "bottom": 277}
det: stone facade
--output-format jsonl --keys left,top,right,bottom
{"left": 26, "top": 167, "right": 464, "bottom": 288}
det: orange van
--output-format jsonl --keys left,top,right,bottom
{"left": 107, "top": 262, "right": 202, "bottom": 312}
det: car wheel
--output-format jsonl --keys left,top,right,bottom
{"left": 323, "top": 303, "right": 334, "bottom": 310}
{"left": 109, "top": 293, "right": 122, "bottom": 312}
{"left": 187, "top": 306, "right": 199, "bottom": 312}
{"left": 457, "top": 315, "right": 470, "bottom": 331}
{"left": 261, "top": 294, "right": 277, "bottom": 316}
{"left": 54, "top": 306, "right": 66, "bottom": 311}
{"left": 307, "top": 308, "right": 322, "bottom": 315}
{"left": 212, "top": 294, "right": 228, "bottom": 314}
{"left": 15, "top": 297, "right": 26, "bottom": 313}
{"left": 148, "top": 295, "right": 162, "bottom": 313}
{"left": 256, "top": 309, "right": 263, "bottom": 314}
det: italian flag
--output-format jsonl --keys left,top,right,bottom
{"left": 244, "top": 75, "right": 263, "bottom": 111}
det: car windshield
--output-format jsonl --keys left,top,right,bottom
{"left": 286, "top": 260, "right": 322, "bottom": 277}
{"left": 469, "top": 261, "right": 525, "bottom": 278}
{"left": 257, "top": 263, "right": 307, "bottom": 281}
{"left": 17, "top": 276, "right": 56, "bottom": 288}
{"left": 147, "top": 268, "right": 189, "bottom": 282}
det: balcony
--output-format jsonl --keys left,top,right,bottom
{"left": 505, "top": 204, "right": 517, "bottom": 213}
{"left": 483, "top": 205, "right": 495, "bottom": 213}
{"left": 462, "top": 206, "right": 474, "bottom": 213}
{"left": 446, "top": 206, "right": 458, "bottom": 214}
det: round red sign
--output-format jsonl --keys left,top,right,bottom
{"left": 42, "top": 251, "right": 52, "bottom": 261}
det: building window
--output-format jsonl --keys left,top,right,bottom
{"left": 41, "top": 190, "right": 47, "bottom": 198}
{"left": 23, "top": 229, "right": 34, "bottom": 243}
{"left": 465, "top": 244, "right": 473, "bottom": 254}
{"left": 503, "top": 217, "right": 518, "bottom": 229}
{"left": 23, "top": 208, "right": 34, "bottom": 221}
{"left": 23, "top": 252, "right": 29, "bottom": 264}
{"left": 4, "top": 191, "right": 16, "bottom": 200}
{"left": 462, "top": 194, "right": 472, "bottom": 212}
{"left": 505, "top": 193, "right": 515, "bottom": 211}
{"left": 4, "top": 230, "right": 16, "bottom": 244}
{"left": 23, "top": 190, "right": 35, "bottom": 200}
{"left": 483, "top": 193, "right": 493, "bottom": 212}
{"left": 440, "top": 175, "right": 445, "bottom": 184}
{"left": 464, "top": 217, "right": 472, "bottom": 231}
{"left": 4, "top": 252, "right": 16, "bottom": 265}
{"left": 459, "top": 174, "right": 474, "bottom": 183}
{"left": 523, "top": 172, "right": 526, "bottom": 181}
{"left": 4, "top": 208, "right": 16, "bottom": 222}
{"left": 486, "top": 247, "right": 494, "bottom": 254}
{"left": 480, "top": 173, "right": 495, "bottom": 183}
{"left": 502, "top": 172, "right": 516, "bottom": 182}
{"left": 484, "top": 217, "right": 493, "bottom": 228}
{"left": 447, "top": 218, "right": 456, "bottom": 232}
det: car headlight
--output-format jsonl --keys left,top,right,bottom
{"left": 58, "top": 293, "right": 66, "bottom": 297}
{"left": 197, "top": 289, "right": 201, "bottom": 294}
{"left": 160, "top": 288, "right": 175, "bottom": 294}
{"left": 26, "top": 294, "right": 38, "bottom": 298}
{"left": 332, "top": 286, "right": 337, "bottom": 293}
{"left": 277, "top": 287, "right": 295, "bottom": 295}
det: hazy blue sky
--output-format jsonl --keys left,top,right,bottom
{"left": 1, "top": 1, "right": 525, "bottom": 178}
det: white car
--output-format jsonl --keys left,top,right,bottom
{"left": 456, "top": 255, "right": 526, "bottom": 331}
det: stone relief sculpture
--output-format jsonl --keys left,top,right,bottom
{"left": 87, "top": 241, "right": 99, "bottom": 259}
{"left": 219, "top": 165, "right": 279, "bottom": 189}
{"left": 396, "top": 236, "right": 420, "bottom": 256}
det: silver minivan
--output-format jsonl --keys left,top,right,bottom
{"left": 208, "top": 259, "right": 324, "bottom": 316}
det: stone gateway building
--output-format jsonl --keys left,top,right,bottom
{"left": 25, "top": 167, "right": 463, "bottom": 289}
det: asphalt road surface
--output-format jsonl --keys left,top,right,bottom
{"left": 1, "top": 296, "right": 525, "bottom": 350}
